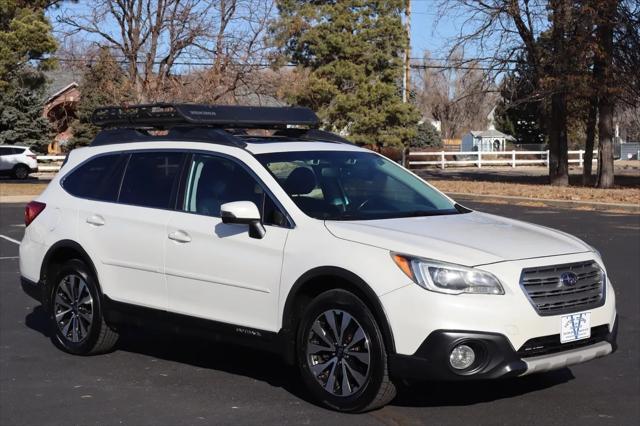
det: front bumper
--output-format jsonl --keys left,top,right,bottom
{"left": 380, "top": 253, "right": 616, "bottom": 355}
{"left": 389, "top": 316, "right": 618, "bottom": 381}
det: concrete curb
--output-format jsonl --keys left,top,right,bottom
{"left": 448, "top": 192, "right": 640, "bottom": 214}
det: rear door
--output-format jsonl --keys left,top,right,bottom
{"left": 73, "top": 150, "right": 186, "bottom": 309}
{"left": 164, "top": 153, "right": 290, "bottom": 331}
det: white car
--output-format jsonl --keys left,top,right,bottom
{"left": 19, "top": 104, "right": 617, "bottom": 412}
{"left": 0, "top": 145, "right": 38, "bottom": 179}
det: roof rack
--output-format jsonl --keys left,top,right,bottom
{"left": 273, "top": 128, "right": 352, "bottom": 144}
{"left": 89, "top": 103, "right": 353, "bottom": 148}
{"left": 90, "top": 127, "right": 247, "bottom": 148}
{"left": 91, "top": 103, "right": 320, "bottom": 130}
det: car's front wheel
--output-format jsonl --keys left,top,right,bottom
{"left": 49, "top": 259, "right": 119, "bottom": 355}
{"left": 296, "top": 289, "right": 396, "bottom": 412}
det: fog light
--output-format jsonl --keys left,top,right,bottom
{"left": 450, "top": 344, "right": 475, "bottom": 370}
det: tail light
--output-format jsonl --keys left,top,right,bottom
{"left": 25, "top": 201, "right": 46, "bottom": 227}
{"left": 27, "top": 154, "right": 37, "bottom": 159}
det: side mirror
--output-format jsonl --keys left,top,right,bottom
{"left": 220, "top": 201, "right": 266, "bottom": 239}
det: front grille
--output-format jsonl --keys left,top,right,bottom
{"left": 517, "top": 325, "right": 609, "bottom": 358}
{"left": 520, "top": 261, "right": 605, "bottom": 316}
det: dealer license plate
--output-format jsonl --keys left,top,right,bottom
{"left": 560, "top": 312, "right": 591, "bottom": 343}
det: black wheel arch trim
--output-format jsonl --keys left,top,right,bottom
{"left": 279, "top": 266, "right": 396, "bottom": 364}
{"left": 13, "top": 163, "right": 30, "bottom": 170}
{"left": 40, "top": 239, "right": 104, "bottom": 310}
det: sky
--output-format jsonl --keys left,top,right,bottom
{"left": 409, "top": 0, "right": 464, "bottom": 60}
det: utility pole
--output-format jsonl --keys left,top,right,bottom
{"left": 402, "top": 0, "right": 411, "bottom": 103}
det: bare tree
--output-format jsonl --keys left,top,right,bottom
{"left": 594, "top": 0, "right": 619, "bottom": 188}
{"left": 56, "top": 0, "right": 274, "bottom": 103}
{"left": 615, "top": 0, "right": 640, "bottom": 110}
{"left": 546, "top": 0, "right": 571, "bottom": 186}
{"left": 617, "top": 106, "right": 640, "bottom": 142}
{"left": 187, "top": 0, "right": 276, "bottom": 103}
{"left": 435, "top": 0, "right": 574, "bottom": 184}
{"left": 414, "top": 53, "right": 497, "bottom": 140}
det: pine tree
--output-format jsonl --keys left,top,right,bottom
{"left": 0, "top": 0, "right": 57, "bottom": 87}
{"left": 273, "top": 0, "right": 419, "bottom": 147}
{"left": 0, "top": 1, "right": 57, "bottom": 152}
{"left": 411, "top": 121, "right": 442, "bottom": 148}
{"left": 0, "top": 74, "right": 52, "bottom": 152}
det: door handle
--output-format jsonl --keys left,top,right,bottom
{"left": 168, "top": 230, "right": 191, "bottom": 243}
{"left": 86, "top": 215, "right": 105, "bottom": 226}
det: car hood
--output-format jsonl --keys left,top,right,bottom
{"left": 324, "top": 211, "right": 592, "bottom": 266}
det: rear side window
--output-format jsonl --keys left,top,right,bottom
{"left": 63, "top": 154, "right": 126, "bottom": 202}
{"left": 119, "top": 151, "right": 185, "bottom": 209}
{"left": 0, "top": 147, "right": 23, "bottom": 155}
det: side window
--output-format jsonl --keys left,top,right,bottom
{"left": 0, "top": 147, "right": 12, "bottom": 156}
{"left": 119, "top": 151, "right": 185, "bottom": 209}
{"left": 183, "top": 154, "right": 286, "bottom": 226}
{"left": 63, "top": 154, "right": 126, "bottom": 202}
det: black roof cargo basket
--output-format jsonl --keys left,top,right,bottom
{"left": 88, "top": 103, "right": 353, "bottom": 148}
{"left": 90, "top": 127, "right": 247, "bottom": 148}
{"left": 91, "top": 103, "right": 320, "bottom": 130}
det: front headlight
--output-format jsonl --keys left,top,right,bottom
{"left": 392, "top": 253, "right": 505, "bottom": 295}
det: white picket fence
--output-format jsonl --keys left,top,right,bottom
{"left": 36, "top": 155, "right": 66, "bottom": 172}
{"left": 36, "top": 150, "right": 600, "bottom": 173}
{"left": 407, "top": 150, "right": 599, "bottom": 169}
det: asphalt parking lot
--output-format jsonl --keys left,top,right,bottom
{"left": 0, "top": 200, "right": 638, "bottom": 426}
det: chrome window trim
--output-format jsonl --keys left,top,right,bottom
{"left": 60, "top": 147, "right": 295, "bottom": 229}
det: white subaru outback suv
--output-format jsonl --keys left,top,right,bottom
{"left": 20, "top": 104, "right": 617, "bottom": 412}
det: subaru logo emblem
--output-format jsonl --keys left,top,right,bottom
{"left": 560, "top": 272, "right": 579, "bottom": 286}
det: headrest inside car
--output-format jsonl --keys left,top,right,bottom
{"left": 283, "top": 167, "right": 317, "bottom": 195}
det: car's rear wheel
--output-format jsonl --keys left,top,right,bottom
{"left": 49, "top": 259, "right": 119, "bottom": 355}
{"left": 13, "top": 164, "right": 29, "bottom": 180}
{"left": 296, "top": 289, "right": 396, "bottom": 412}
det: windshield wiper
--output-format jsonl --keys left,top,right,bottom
{"left": 322, "top": 209, "right": 461, "bottom": 221}
{"left": 394, "top": 209, "right": 461, "bottom": 218}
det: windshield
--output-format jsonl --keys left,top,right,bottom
{"left": 256, "top": 150, "right": 462, "bottom": 221}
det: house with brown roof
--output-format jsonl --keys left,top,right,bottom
{"left": 43, "top": 81, "right": 79, "bottom": 154}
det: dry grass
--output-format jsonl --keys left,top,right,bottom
{"left": 1, "top": 175, "right": 639, "bottom": 207}
{"left": 0, "top": 182, "right": 48, "bottom": 197}
{"left": 431, "top": 180, "right": 640, "bottom": 205}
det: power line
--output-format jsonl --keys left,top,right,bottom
{"left": 31, "top": 55, "right": 508, "bottom": 72}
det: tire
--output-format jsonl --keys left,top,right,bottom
{"left": 296, "top": 289, "right": 396, "bottom": 412}
{"left": 13, "top": 164, "right": 29, "bottom": 180}
{"left": 49, "top": 259, "right": 119, "bottom": 355}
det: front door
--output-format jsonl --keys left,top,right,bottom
{"left": 164, "top": 153, "right": 290, "bottom": 331}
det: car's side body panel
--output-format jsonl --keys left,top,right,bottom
{"left": 19, "top": 172, "right": 78, "bottom": 284}
{"left": 165, "top": 209, "right": 289, "bottom": 331}
{"left": 78, "top": 201, "right": 173, "bottom": 310}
